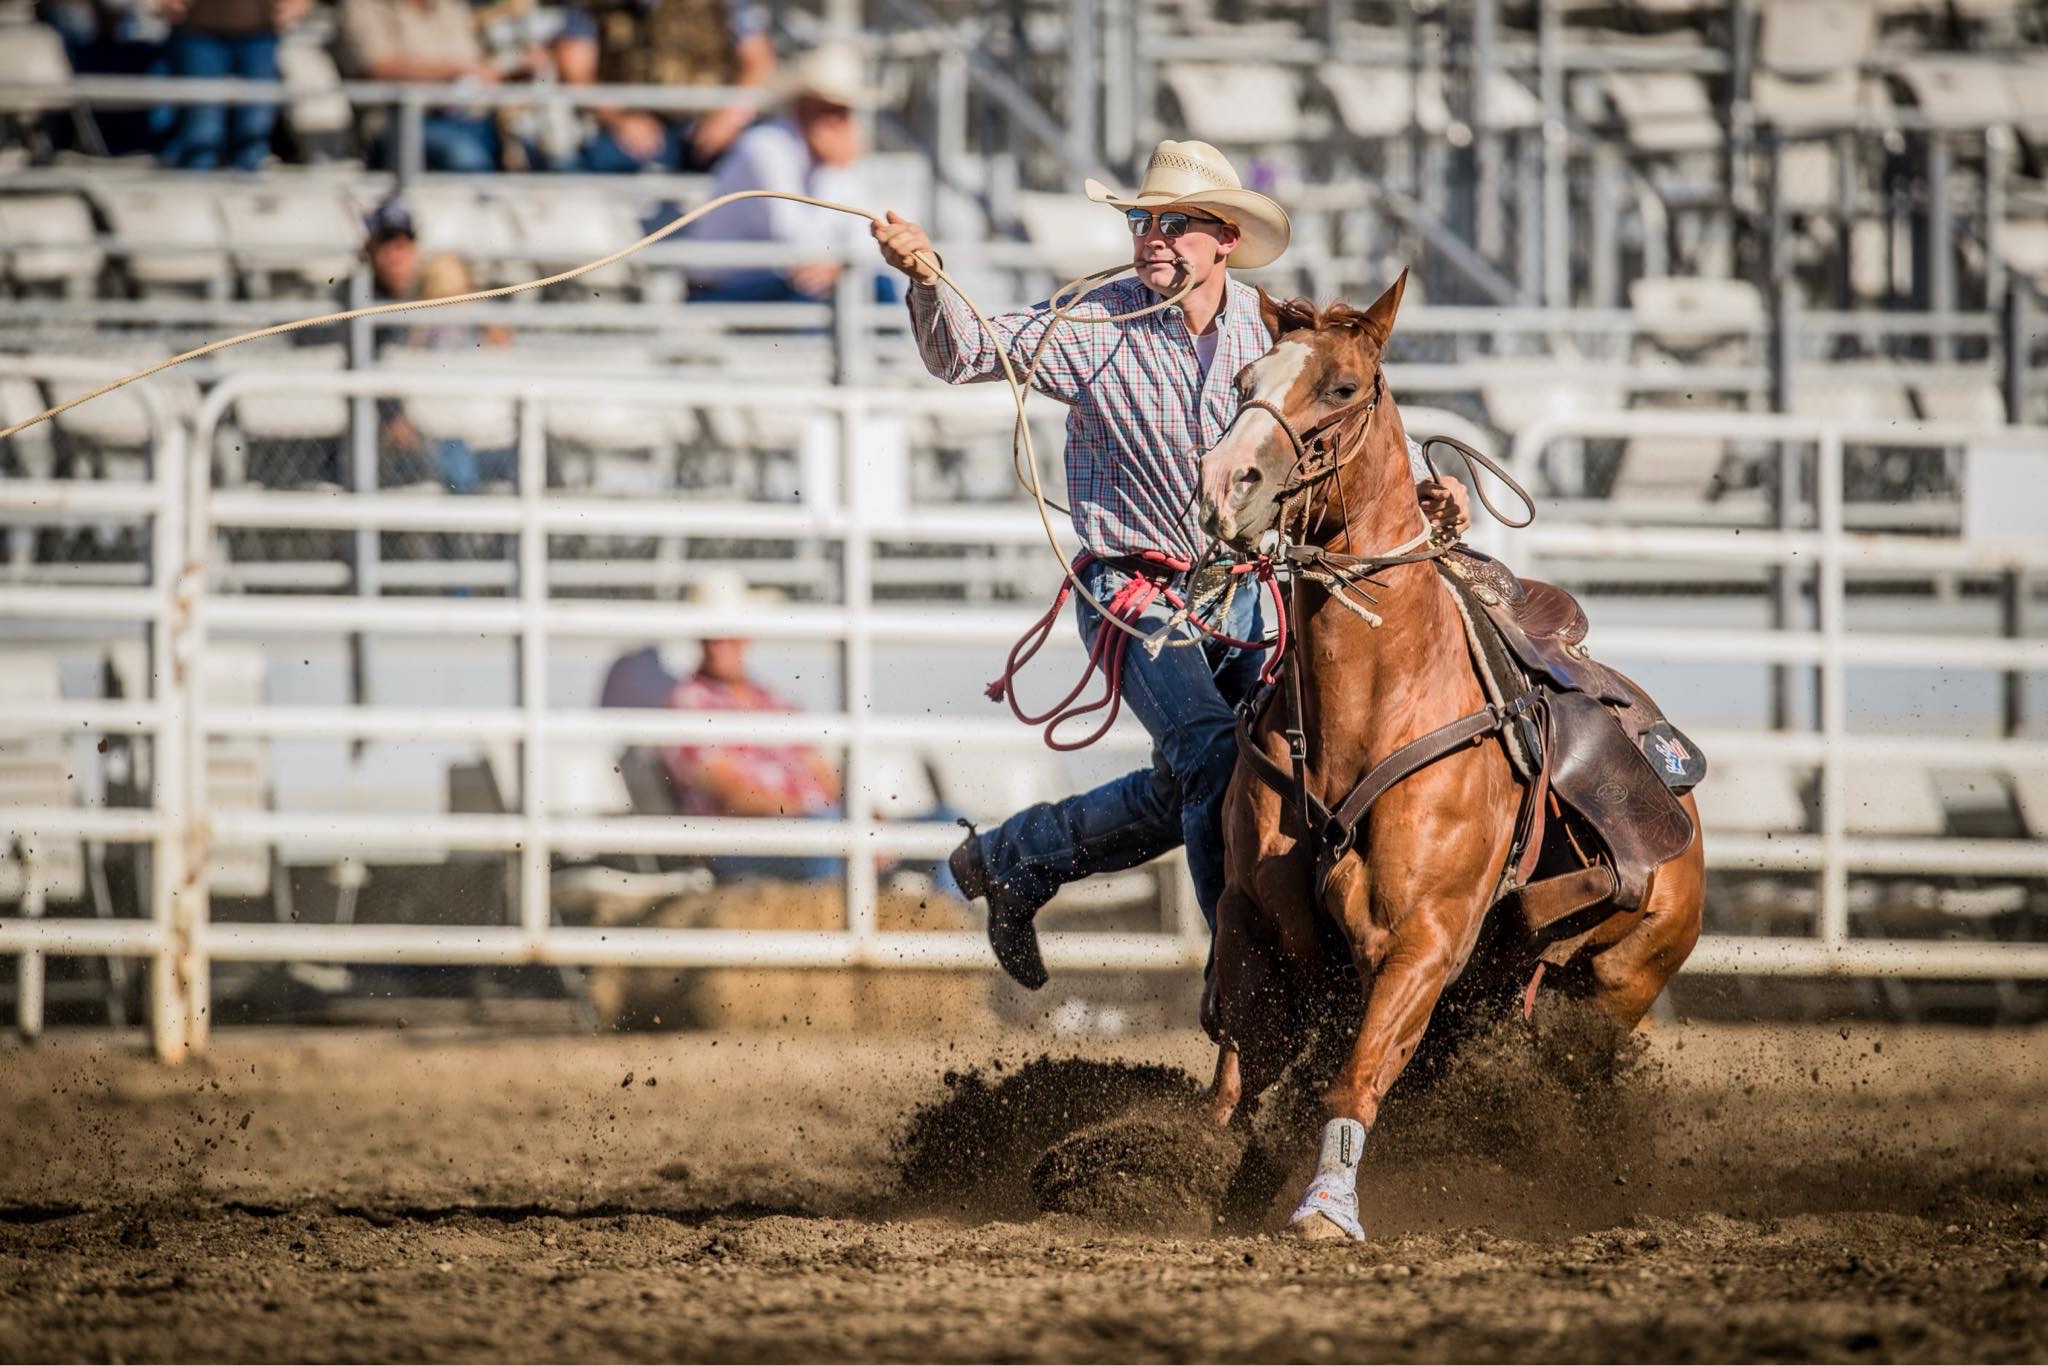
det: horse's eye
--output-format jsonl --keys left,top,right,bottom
{"left": 1330, "top": 383, "right": 1358, "bottom": 401}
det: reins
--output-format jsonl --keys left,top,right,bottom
{"left": 1224, "top": 350, "right": 1546, "bottom": 897}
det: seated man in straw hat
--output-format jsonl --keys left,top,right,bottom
{"left": 688, "top": 45, "right": 883, "bottom": 304}
{"left": 872, "top": 139, "right": 1468, "bottom": 990}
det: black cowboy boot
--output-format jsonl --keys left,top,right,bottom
{"left": 946, "top": 832, "right": 1048, "bottom": 990}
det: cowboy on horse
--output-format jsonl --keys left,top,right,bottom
{"left": 871, "top": 139, "right": 1472, "bottom": 990}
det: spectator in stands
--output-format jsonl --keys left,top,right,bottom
{"left": 686, "top": 44, "right": 882, "bottom": 304}
{"left": 365, "top": 194, "right": 421, "bottom": 301}
{"left": 153, "top": 0, "right": 310, "bottom": 170}
{"left": 551, "top": 0, "right": 775, "bottom": 174}
{"left": 649, "top": 571, "right": 962, "bottom": 893}
{"left": 412, "top": 252, "right": 516, "bottom": 492}
{"left": 339, "top": 0, "right": 542, "bottom": 172}
{"left": 661, "top": 570, "right": 842, "bottom": 882}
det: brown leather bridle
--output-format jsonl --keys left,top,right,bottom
{"left": 1227, "top": 367, "right": 1385, "bottom": 508}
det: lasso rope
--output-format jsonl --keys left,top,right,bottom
{"left": 0, "top": 187, "right": 1200, "bottom": 644}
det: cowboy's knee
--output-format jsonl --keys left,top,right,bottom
{"left": 1184, "top": 729, "right": 1239, "bottom": 806}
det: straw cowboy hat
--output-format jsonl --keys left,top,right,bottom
{"left": 779, "top": 43, "right": 885, "bottom": 110}
{"left": 1084, "top": 139, "right": 1292, "bottom": 269}
{"left": 683, "top": 569, "right": 785, "bottom": 618}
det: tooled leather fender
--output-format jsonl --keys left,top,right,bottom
{"left": 1543, "top": 690, "right": 1697, "bottom": 910}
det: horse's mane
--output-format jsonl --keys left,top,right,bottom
{"left": 1268, "top": 295, "right": 1376, "bottom": 336}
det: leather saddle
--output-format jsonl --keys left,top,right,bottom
{"left": 1440, "top": 550, "right": 1704, "bottom": 947}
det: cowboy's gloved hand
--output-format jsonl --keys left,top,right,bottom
{"left": 872, "top": 211, "right": 940, "bottom": 286}
{"left": 1417, "top": 476, "right": 1470, "bottom": 538}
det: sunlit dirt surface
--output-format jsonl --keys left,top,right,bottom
{"left": 4, "top": 1020, "right": 2046, "bottom": 1362}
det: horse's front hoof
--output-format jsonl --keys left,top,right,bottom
{"left": 1286, "top": 1210, "right": 1361, "bottom": 1241}
{"left": 1287, "top": 1173, "right": 1366, "bottom": 1241}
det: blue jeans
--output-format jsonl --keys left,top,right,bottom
{"left": 687, "top": 272, "right": 903, "bottom": 305}
{"left": 973, "top": 558, "right": 1268, "bottom": 929}
{"left": 580, "top": 119, "right": 692, "bottom": 173}
{"left": 436, "top": 438, "right": 516, "bottom": 493}
{"left": 379, "top": 113, "right": 500, "bottom": 173}
{"left": 160, "top": 29, "right": 278, "bottom": 171}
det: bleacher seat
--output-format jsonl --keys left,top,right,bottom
{"left": 499, "top": 189, "right": 645, "bottom": 292}
{"left": 1912, "top": 373, "right": 2005, "bottom": 425}
{"left": 2012, "top": 766, "right": 2048, "bottom": 840}
{"left": 1610, "top": 433, "right": 1736, "bottom": 503}
{"left": 2010, "top": 57, "right": 2048, "bottom": 156}
{"left": 1627, "top": 276, "right": 1767, "bottom": 355}
{"left": 275, "top": 40, "right": 353, "bottom": 149}
{"left": 1319, "top": 64, "right": 1452, "bottom": 139}
{"left": 1999, "top": 220, "right": 2048, "bottom": 288}
{"left": 1893, "top": 58, "right": 2017, "bottom": 129}
{"left": 1758, "top": 0, "right": 1876, "bottom": 79}
{"left": 1159, "top": 63, "right": 1307, "bottom": 145}
{"left": 0, "top": 375, "right": 55, "bottom": 481}
{"left": 89, "top": 183, "right": 231, "bottom": 295}
{"left": 0, "top": 22, "right": 71, "bottom": 117}
{"left": 44, "top": 346, "right": 200, "bottom": 473}
{"left": 0, "top": 193, "right": 103, "bottom": 297}
{"left": 1012, "top": 192, "right": 1134, "bottom": 281}
{"left": 1791, "top": 368, "right": 1916, "bottom": 424}
{"left": 1750, "top": 70, "right": 1890, "bottom": 134}
{"left": 402, "top": 393, "right": 519, "bottom": 458}
{"left": 214, "top": 343, "right": 350, "bottom": 446}
{"left": 1481, "top": 373, "right": 1627, "bottom": 436}
{"left": 220, "top": 183, "right": 361, "bottom": 297}
{"left": 1601, "top": 71, "right": 1722, "bottom": 153}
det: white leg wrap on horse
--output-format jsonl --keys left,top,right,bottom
{"left": 1289, "top": 1118, "right": 1368, "bottom": 1240}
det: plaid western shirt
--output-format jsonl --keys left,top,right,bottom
{"left": 908, "top": 276, "right": 1428, "bottom": 561}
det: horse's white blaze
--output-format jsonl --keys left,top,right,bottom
{"left": 1209, "top": 340, "right": 1311, "bottom": 470}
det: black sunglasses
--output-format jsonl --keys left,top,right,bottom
{"left": 1125, "top": 208, "right": 1227, "bottom": 239}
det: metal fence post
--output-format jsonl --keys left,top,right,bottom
{"left": 517, "top": 397, "right": 550, "bottom": 945}
{"left": 1815, "top": 425, "right": 1848, "bottom": 949}
{"left": 2002, "top": 283, "right": 2029, "bottom": 423}
{"left": 156, "top": 393, "right": 206, "bottom": 1061}
{"left": 840, "top": 396, "right": 878, "bottom": 951}
{"left": 1066, "top": 0, "right": 1100, "bottom": 172}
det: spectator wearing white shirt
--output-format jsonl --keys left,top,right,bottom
{"left": 687, "top": 45, "right": 887, "bottom": 304}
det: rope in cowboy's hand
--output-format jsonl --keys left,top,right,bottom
{"left": 0, "top": 187, "right": 1200, "bottom": 646}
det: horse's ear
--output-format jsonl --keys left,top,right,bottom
{"left": 1256, "top": 286, "right": 1284, "bottom": 341}
{"left": 1361, "top": 268, "right": 1409, "bottom": 350}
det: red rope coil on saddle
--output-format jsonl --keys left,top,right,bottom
{"left": 986, "top": 550, "right": 1287, "bottom": 751}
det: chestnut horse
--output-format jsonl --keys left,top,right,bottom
{"left": 1193, "top": 272, "right": 1705, "bottom": 1241}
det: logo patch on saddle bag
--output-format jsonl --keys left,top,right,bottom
{"left": 1639, "top": 722, "right": 1707, "bottom": 794}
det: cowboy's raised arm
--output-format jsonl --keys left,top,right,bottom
{"left": 871, "top": 212, "right": 1089, "bottom": 404}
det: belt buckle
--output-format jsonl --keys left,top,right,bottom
{"left": 1188, "top": 564, "right": 1229, "bottom": 604}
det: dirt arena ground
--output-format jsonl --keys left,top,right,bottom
{"left": 4, "top": 1015, "right": 2047, "bottom": 1363}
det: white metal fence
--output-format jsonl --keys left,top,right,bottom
{"left": 4, "top": 364, "right": 2048, "bottom": 1061}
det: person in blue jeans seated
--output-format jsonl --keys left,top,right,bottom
{"left": 340, "top": 0, "right": 543, "bottom": 172}
{"left": 552, "top": 0, "right": 775, "bottom": 175}
{"left": 685, "top": 44, "right": 893, "bottom": 306}
{"left": 153, "top": 0, "right": 309, "bottom": 170}
{"left": 655, "top": 570, "right": 961, "bottom": 895}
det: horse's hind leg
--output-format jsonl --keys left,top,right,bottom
{"left": 1208, "top": 887, "right": 1311, "bottom": 1230}
{"left": 1579, "top": 795, "right": 1706, "bottom": 1032}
